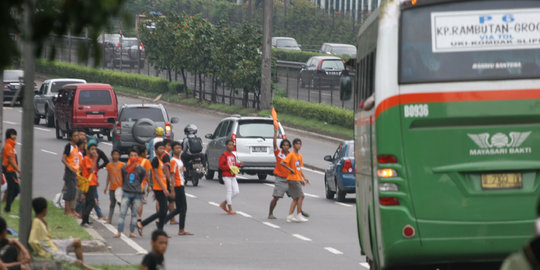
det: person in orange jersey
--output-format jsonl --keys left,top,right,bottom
{"left": 104, "top": 149, "right": 125, "bottom": 224}
{"left": 2, "top": 129, "right": 20, "bottom": 213}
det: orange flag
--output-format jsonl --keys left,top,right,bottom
{"left": 271, "top": 107, "right": 279, "bottom": 129}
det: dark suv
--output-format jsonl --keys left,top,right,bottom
{"left": 299, "top": 56, "right": 345, "bottom": 89}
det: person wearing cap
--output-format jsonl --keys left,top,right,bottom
{"left": 147, "top": 127, "right": 164, "bottom": 161}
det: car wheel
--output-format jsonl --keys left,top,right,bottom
{"left": 46, "top": 109, "right": 55, "bottom": 127}
{"left": 205, "top": 161, "right": 214, "bottom": 180}
{"left": 325, "top": 177, "right": 335, "bottom": 199}
{"left": 257, "top": 173, "right": 267, "bottom": 181}
{"left": 55, "top": 121, "right": 62, "bottom": 139}
{"left": 218, "top": 171, "right": 224, "bottom": 185}
{"left": 33, "top": 113, "right": 40, "bottom": 125}
{"left": 336, "top": 179, "right": 346, "bottom": 202}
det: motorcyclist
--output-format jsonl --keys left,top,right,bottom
{"left": 146, "top": 127, "right": 164, "bottom": 161}
{"left": 181, "top": 124, "right": 205, "bottom": 174}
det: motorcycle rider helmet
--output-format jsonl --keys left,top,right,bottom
{"left": 184, "top": 124, "right": 198, "bottom": 135}
{"left": 155, "top": 127, "right": 165, "bottom": 136}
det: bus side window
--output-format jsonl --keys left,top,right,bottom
{"left": 358, "top": 51, "right": 376, "bottom": 110}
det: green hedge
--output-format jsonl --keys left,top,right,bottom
{"left": 272, "top": 48, "right": 350, "bottom": 63}
{"left": 272, "top": 96, "right": 353, "bottom": 128}
{"left": 35, "top": 60, "right": 185, "bottom": 94}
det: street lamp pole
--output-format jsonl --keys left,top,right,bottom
{"left": 260, "top": 0, "right": 273, "bottom": 110}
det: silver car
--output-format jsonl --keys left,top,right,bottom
{"left": 34, "top": 78, "right": 86, "bottom": 127}
{"left": 205, "top": 115, "right": 286, "bottom": 181}
{"left": 112, "top": 104, "right": 179, "bottom": 155}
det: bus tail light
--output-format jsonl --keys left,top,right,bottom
{"left": 379, "top": 183, "right": 399, "bottom": 192}
{"left": 380, "top": 197, "right": 399, "bottom": 206}
{"left": 231, "top": 133, "right": 237, "bottom": 151}
{"left": 378, "top": 155, "right": 397, "bottom": 164}
{"left": 377, "top": 168, "right": 397, "bottom": 178}
{"left": 342, "top": 160, "right": 353, "bottom": 173}
{"left": 403, "top": 225, "right": 415, "bottom": 238}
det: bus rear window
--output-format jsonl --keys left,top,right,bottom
{"left": 78, "top": 90, "right": 112, "bottom": 105}
{"left": 400, "top": 1, "right": 540, "bottom": 84}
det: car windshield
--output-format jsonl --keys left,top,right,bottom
{"left": 3, "top": 70, "right": 23, "bottom": 82}
{"left": 121, "top": 39, "right": 139, "bottom": 47}
{"left": 78, "top": 90, "right": 112, "bottom": 105}
{"left": 320, "top": 60, "right": 344, "bottom": 70}
{"left": 332, "top": 46, "right": 356, "bottom": 56}
{"left": 119, "top": 107, "right": 164, "bottom": 122}
{"left": 51, "top": 81, "right": 83, "bottom": 93}
{"left": 237, "top": 120, "right": 275, "bottom": 138}
{"left": 276, "top": 39, "right": 298, "bottom": 48}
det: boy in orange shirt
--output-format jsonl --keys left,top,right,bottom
{"left": 2, "top": 129, "right": 20, "bottom": 213}
{"left": 81, "top": 142, "right": 99, "bottom": 227}
{"left": 104, "top": 149, "right": 125, "bottom": 224}
{"left": 267, "top": 126, "right": 291, "bottom": 219}
{"left": 281, "top": 138, "right": 310, "bottom": 223}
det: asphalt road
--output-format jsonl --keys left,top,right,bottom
{"left": 2, "top": 91, "right": 365, "bottom": 269}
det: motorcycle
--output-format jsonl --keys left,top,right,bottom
{"left": 184, "top": 155, "right": 205, "bottom": 187}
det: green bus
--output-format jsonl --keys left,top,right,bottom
{"left": 341, "top": 0, "right": 540, "bottom": 268}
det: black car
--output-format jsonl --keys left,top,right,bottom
{"left": 3, "top": 70, "right": 26, "bottom": 104}
{"left": 299, "top": 56, "right": 345, "bottom": 89}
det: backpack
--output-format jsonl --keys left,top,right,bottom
{"left": 187, "top": 136, "right": 203, "bottom": 154}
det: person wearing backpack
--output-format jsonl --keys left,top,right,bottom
{"left": 180, "top": 124, "right": 205, "bottom": 174}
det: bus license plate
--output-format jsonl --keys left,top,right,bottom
{"left": 252, "top": 146, "right": 266, "bottom": 152}
{"left": 481, "top": 173, "right": 522, "bottom": 189}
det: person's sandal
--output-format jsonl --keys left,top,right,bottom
{"left": 137, "top": 219, "right": 143, "bottom": 236}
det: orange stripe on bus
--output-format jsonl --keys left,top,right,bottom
{"left": 375, "top": 89, "right": 540, "bottom": 119}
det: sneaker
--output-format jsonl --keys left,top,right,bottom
{"left": 286, "top": 214, "right": 299, "bottom": 223}
{"left": 296, "top": 214, "right": 308, "bottom": 223}
{"left": 268, "top": 215, "right": 277, "bottom": 220}
{"left": 301, "top": 211, "right": 310, "bottom": 218}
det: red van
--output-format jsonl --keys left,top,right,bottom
{"left": 54, "top": 83, "right": 118, "bottom": 141}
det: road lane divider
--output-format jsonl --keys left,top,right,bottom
{"left": 264, "top": 183, "right": 274, "bottom": 188}
{"left": 185, "top": 193, "right": 197, "bottom": 198}
{"left": 101, "top": 222, "right": 147, "bottom": 255}
{"left": 34, "top": 127, "right": 50, "bottom": 132}
{"left": 236, "top": 211, "right": 252, "bottom": 218}
{"left": 302, "top": 167, "right": 325, "bottom": 175}
{"left": 335, "top": 202, "right": 353, "bottom": 207}
{"left": 324, "top": 247, "right": 343, "bottom": 255}
{"left": 304, "top": 193, "right": 320, "bottom": 198}
{"left": 3, "top": 121, "right": 17, "bottom": 125}
{"left": 292, "top": 233, "right": 312, "bottom": 242}
{"left": 359, "top": 262, "right": 370, "bottom": 269}
{"left": 41, "top": 149, "right": 58, "bottom": 155}
{"left": 208, "top": 201, "right": 220, "bottom": 207}
{"left": 262, "top": 222, "right": 280, "bottom": 229}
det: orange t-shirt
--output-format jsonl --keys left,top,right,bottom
{"left": 273, "top": 149, "right": 289, "bottom": 178}
{"left": 2, "top": 138, "right": 18, "bottom": 172}
{"left": 151, "top": 155, "right": 168, "bottom": 191}
{"left": 106, "top": 161, "right": 125, "bottom": 190}
{"left": 81, "top": 156, "right": 98, "bottom": 186}
{"left": 138, "top": 157, "right": 152, "bottom": 188}
{"left": 64, "top": 143, "right": 80, "bottom": 171}
{"left": 170, "top": 157, "right": 184, "bottom": 187}
{"left": 282, "top": 151, "right": 303, "bottom": 181}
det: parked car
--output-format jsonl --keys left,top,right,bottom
{"left": 54, "top": 83, "right": 118, "bottom": 140}
{"left": 299, "top": 56, "right": 345, "bottom": 89}
{"left": 271, "top": 37, "right": 301, "bottom": 51}
{"left": 2, "top": 70, "right": 36, "bottom": 105}
{"left": 112, "top": 104, "right": 179, "bottom": 155}
{"left": 108, "top": 37, "right": 145, "bottom": 68}
{"left": 323, "top": 140, "right": 355, "bottom": 202}
{"left": 320, "top": 43, "right": 357, "bottom": 58}
{"left": 34, "top": 79, "right": 86, "bottom": 127}
{"left": 205, "top": 115, "right": 286, "bottom": 181}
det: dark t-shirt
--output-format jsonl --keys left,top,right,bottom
{"left": 142, "top": 251, "right": 165, "bottom": 270}
{"left": 121, "top": 165, "right": 146, "bottom": 194}
{"left": 151, "top": 155, "right": 170, "bottom": 169}
{"left": 0, "top": 238, "right": 20, "bottom": 270}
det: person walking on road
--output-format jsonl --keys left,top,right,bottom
{"left": 104, "top": 149, "right": 125, "bottom": 224}
{"left": 164, "top": 141, "right": 192, "bottom": 235}
{"left": 218, "top": 139, "right": 244, "bottom": 215}
{"left": 114, "top": 148, "right": 145, "bottom": 238}
{"left": 139, "top": 142, "right": 174, "bottom": 233}
{"left": 80, "top": 142, "right": 99, "bottom": 227}
{"left": 2, "top": 129, "right": 20, "bottom": 213}
{"left": 163, "top": 139, "right": 177, "bottom": 225}
{"left": 137, "top": 147, "right": 152, "bottom": 227}
{"left": 141, "top": 230, "right": 168, "bottom": 270}
{"left": 146, "top": 127, "right": 164, "bottom": 161}
{"left": 281, "top": 138, "right": 310, "bottom": 223}
{"left": 61, "top": 130, "right": 81, "bottom": 217}
{"left": 267, "top": 127, "right": 291, "bottom": 219}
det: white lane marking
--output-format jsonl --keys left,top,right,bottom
{"left": 262, "top": 222, "right": 280, "bottom": 229}
{"left": 302, "top": 167, "right": 325, "bottom": 175}
{"left": 304, "top": 193, "right": 320, "bottom": 198}
{"left": 236, "top": 175, "right": 248, "bottom": 179}
{"left": 324, "top": 247, "right": 343, "bottom": 255}
{"left": 208, "top": 201, "right": 220, "bottom": 207}
{"left": 101, "top": 222, "right": 147, "bottom": 254}
{"left": 264, "top": 183, "right": 274, "bottom": 187}
{"left": 236, "top": 211, "right": 252, "bottom": 218}
{"left": 41, "top": 149, "right": 58, "bottom": 155}
{"left": 102, "top": 142, "right": 112, "bottom": 146}
{"left": 185, "top": 193, "right": 197, "bottom": 198}
{"left": 3, "top": 121, "right": 17, "bottom": 125}
{"left": 292, "top": 233, "right": 312, "bottom": 242}
{"left": 360, "top": 262, "right": 370, "bottom": 268}
{"left": 34, "top": 127, "right": 50, "bottom": 132}
{"left": 335, "top": 202, "right": 353, "bottom": 207}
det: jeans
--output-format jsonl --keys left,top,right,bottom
{"left": 94, "top": 188, "right": 103, "bottom": 218}
{"left": 108, "top": 190, "right": 120, "bottom": 221}
{"left": 117, "top": 191, "right": 142, "bottom": 233}
{"left": 165, "top": 186, "right": 187, "bottom": 230}
{"left": 82, "top": 186, "right": 97, "bottom": 224}
{"left": 4, "top": 171, "right": 19, "bottom": 212}
{"left": 141, "top": 190, "right": 168, "bottom": 230}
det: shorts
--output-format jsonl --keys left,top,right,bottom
{"left": 51, "top": 238, "right": 76, "bottom": 263}
{"left": 288, "top": 181, "right": 304, "bottom": 199}
{"left": 272, "top": 176, "right": 289, "bottom": 198}
{"left": 62, "top": 169, "right": 77, "bottom": 201}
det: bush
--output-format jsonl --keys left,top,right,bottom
{"left": 272, "top": 96, "right": 353, "bottom": 128}
{"left": 35, "top": 60, "right": 181, "bottom": 94}
{"left": 272, "top": 48, "right": 350, "bottom": 63}
{"left": 168, "top": 81, "right": 186, "bottom": 95}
